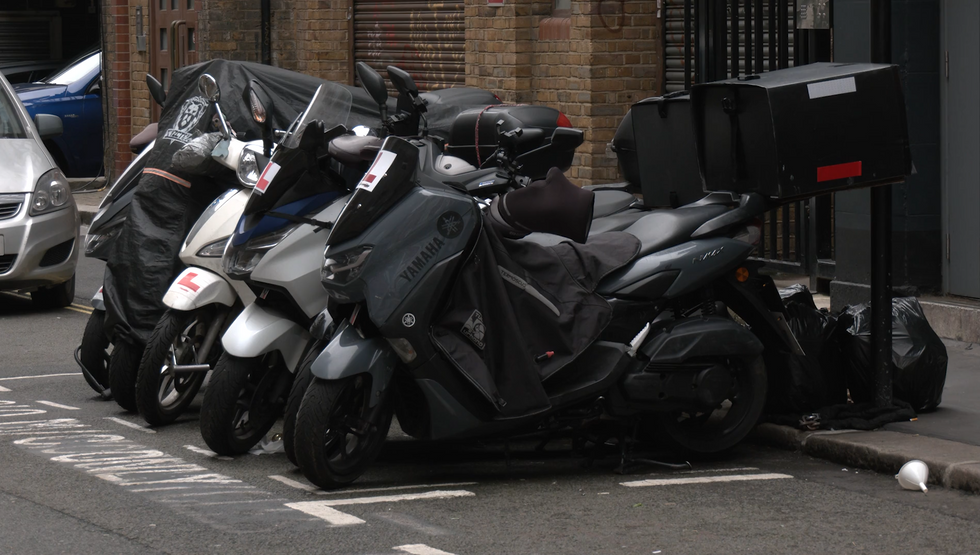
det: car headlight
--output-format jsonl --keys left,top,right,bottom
{"left": 222, "top": 225, "right": 297, "bottom": 278}
{"left": 30, "top": 168, "right": 71, "bottom": 216}
{"left": 197, "top": 236, "right": 231, "bottom": 258}
{"left": 237, "top": 149, "right": 260, "bottom": 187}
{"left": 322, "top": 245, "right": 373, "bottom": 285}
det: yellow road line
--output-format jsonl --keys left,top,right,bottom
{"left": 1, "top": 291, "right": 94, "bottom": 314}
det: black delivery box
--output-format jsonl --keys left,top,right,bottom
{"left": 691, "top": 63, "right": 911, "bottom": 201}
{"left": 629, "top": 92, "right": 706, "bottom": 208}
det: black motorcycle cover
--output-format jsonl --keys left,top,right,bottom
{"left": 102, "top": 59, "right": 384, "bottom": 347}
{"left": 431, "top": 220, "right": 640, "bottom": 418}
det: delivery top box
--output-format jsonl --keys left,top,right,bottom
{"left": 691, "top": 63, "right": 912, "bottom": 201}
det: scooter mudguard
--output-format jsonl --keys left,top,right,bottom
{"left": 220, "top": 303, "right": 311, "bottom": 372}
{"left": 310, "top": 320, "right": 399, "bottom": 408}
{"left": 90, "top": 286, "right": 105, "bottom": 312}
{"left": 163, "top": 267, "right": 237, "bottom": 311}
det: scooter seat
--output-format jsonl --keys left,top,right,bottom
{"left": 624, "top": 204, "right": 730, "bottom": 257}
{"left": 592, "top": 189, "right": 637, "bottom": 218}
{"left": 328, "top": 135, "right": 383, "bottom": 167}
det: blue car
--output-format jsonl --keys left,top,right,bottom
{"left": 14, "top": 50, "right": 103, "bottom": 178}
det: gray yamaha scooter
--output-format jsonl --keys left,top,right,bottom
{"left": 293, "top": 135, "right": 802, "bottom": 489}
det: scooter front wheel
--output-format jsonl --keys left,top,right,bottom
{"left": 295, "top": 375, "right": 394, "bottom": 490}
{"left": 79, "top": 309, "right": 111, "bottom": 393}
{"left": 108, "top": 340, "right": 144, "bottom": 412}
{"left": 652, "top": 355, "right": 767, "bottom": 458}
{"left": 283, "top": 340, "right": 327, "bottom": 467}
{"left": 199, "top": 352, "right": 288, "bottom": 456}
{"left": 135, "top": 309, "right": 209, "bottom": 426}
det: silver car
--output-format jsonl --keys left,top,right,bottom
{"left": 0, "top": 72, "right": 79, "bottom": 308}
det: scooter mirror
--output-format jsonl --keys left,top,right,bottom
{"left": 386, "top": 65, "right": 419, "bottom": 98}
{"left": 550, "top": 127, "right": 585, "bottom": 151}
{"left": 198, "top": 74, "right": 220, "bottom": 102}
{"left": 146, "top": 74, "right": 166, "bottom": 107}
{"left": 355, "top": 62, "right": 388, "bottom": 107}
{"left": 244, "top": 80, "right": 275, "bottom": 157}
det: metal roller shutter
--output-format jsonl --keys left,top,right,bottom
{"left": 0, "top": 13, "right": 61, "bottom": 63}
{"left": 353, "top": 0, "right": 465, "bottom": 92}
{"left": 664, "top": 0, "right": 796, "bottom": 93}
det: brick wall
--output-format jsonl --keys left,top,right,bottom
{"left": 269, "top": 0, "right": 350, "bottom": 83}
{"left": 130, "top": 1, "right": 151, "bottom": 157}
{"left": 198, "top": 0, "right": 262, "bottom": 63}
{"left": 466, "top": 0, "right": 662, "bottom": 184}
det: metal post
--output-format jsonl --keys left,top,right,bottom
{"left": 870, "top": 0, "right": 893, "bottom": 408}
{"left": 261, "top": 0, "right": 271, "bottom": 65}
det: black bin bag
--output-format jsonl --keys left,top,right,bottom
{"left": 766, "top": 285, "right": 848, "bottom": 414}
{"left": 838, "top": 297, "right": 949, "bottom": 412}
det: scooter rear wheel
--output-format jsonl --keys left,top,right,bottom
{"left": 200, "top": 352, "right": 288, "bottom": 456}
{"left": 652, "top": 355, "right": 767, "bottom": 457}
{"left": 295, "top": 376, "right": 393, "bottom": 490}
{"left": 135, "top": 309, "right": 209, "bottom": 426}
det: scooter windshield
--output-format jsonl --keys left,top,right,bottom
{"left": 239, "top": 83, "right": 353, "bottom": 225}
{"left": 325, "top": 136, "right": 419, "bottom": 247}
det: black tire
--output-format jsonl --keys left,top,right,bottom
{"left": 79, "top": 309, "right": 111, "bottom": 392}
{"left": 135, "top": 309, "right": 209, "bottom": 426}
{"left": 283, "top": 340, "right": 327, "bottom": 467}
{"left": 199, "top": 352, "right": 289, "bottom": 456}
{"left": 653, "top": 355, "right": 768, "bottom": 457}
{"left": 295, "top": 376, "right": 394, "bottom": 490}
{"left": 108, "top": 340, "right": 144, "bottom": 412}
{"left": 32, "top": 274, "right": 75, "bottom": 309}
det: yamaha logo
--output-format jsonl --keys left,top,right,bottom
{"left": 437, "top": 211, "right": 463, "bottom": 239}
{"left": 402, "top": 313, "right": 416, "bottom": 328}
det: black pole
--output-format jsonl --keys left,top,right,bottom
{"left": 870, "top": 0, "right": 893, "bottom": 408}
{"left": 261, "top": 0, "right": 272, "bottom": 65}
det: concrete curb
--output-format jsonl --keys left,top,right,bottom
{"left": 751, "top": 423, "right": 980, "bottom": 494}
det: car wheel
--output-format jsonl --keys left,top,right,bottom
{"left": 32, "top": 274, "right": 76, "bottom": 309}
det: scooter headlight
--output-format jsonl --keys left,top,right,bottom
{"left": 84, "top": 216, "right": 126, "bottom": 257}
{"left": 197, "top": 236, "right": 231, "bottom": 258}
{"left": 322, "top": 246, "right": 373, "bottom": 285}
{"left": 237, "top": 149, "right": 260, "bottom": 187}
{"left": 223, "top": 225, "right": 297, "bottom": 278}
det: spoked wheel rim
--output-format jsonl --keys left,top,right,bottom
{"left": 657, "top": 356, "right": 767, "bottom": 455}
{"left": 321, "top": 376, "right": 383, "bottom": 474}
{"left": 157, "top": 317, "right": 206, "bottom": 409}
{"left": 230, "top": 353, "right": 281, "bottom": 442}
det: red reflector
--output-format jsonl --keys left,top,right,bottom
{"left": 556, "top": 112, "right": 572, "bottom": 128}
{"left": 817, "top": 161, "right": 862, "bottom": 182}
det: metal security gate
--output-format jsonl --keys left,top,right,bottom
{"left": 664, "top": 0, "right": 835, "bottom": 289}
{"left": 352, "top": 0, "right": 465, "bottom": 92}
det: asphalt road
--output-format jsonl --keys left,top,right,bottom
{"left": 1, "top": 245, "right": 979, "bottom": 554}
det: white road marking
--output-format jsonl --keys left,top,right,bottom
{"left": 621, "top": 473, "right": 794, "bottom": 487}
{"left": 0, "top": 385, "right": 10, "bottom": 392}
{"left": 0, "top": 373, "right": 79, "bottom": 381}
{"left": 269, "top": 475, "right": 317, "bottom": 492}
{"left": 394, "top": 544, "right": 457, "bottom": 555}
{"left": 184, "top": 444, "right": 232, "bottom": 460}
{"left": 104, "top": 417, "right": 156, "bottom": 433}
{"left": 287, "top": 490, "right": 475, "bottom": 527}
{"left": 286, "top": 503, "right": 366, "bottom": 526}
{"left": 314, "top": 482, "right": 479, "bottom": 496}
{"left": 36, "top": 401, "right": 80, "bottom": 411}
{"left": 677, "top": 466, "right": 760, "bottom": 474}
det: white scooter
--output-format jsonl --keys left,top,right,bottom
{"left": 133, "top": 74, "right": 265, "bottom": 426}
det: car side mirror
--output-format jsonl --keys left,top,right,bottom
{"left": 87, "top": 78, "right": 102, "bottom": 96}
{"left": 34, "top": 113, "right": 63, "bottom": 139}
{"left": 146, "top": 74, "right": 166, "bottom": 107}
